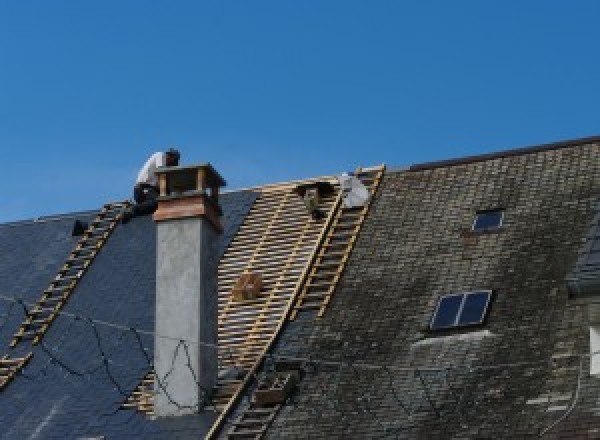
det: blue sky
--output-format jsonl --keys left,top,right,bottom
{"left": 1, "top": 1, "right": 599, "bottom": 222}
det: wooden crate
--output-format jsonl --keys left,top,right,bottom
{"left": 253, "top": 372, "right": 298, "bottom": 407}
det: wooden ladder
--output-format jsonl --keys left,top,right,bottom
{"left": 121, "top": 372, "right": 244, "bottom": 415}
{"left": 11, "top": 202, "right": 129, "bottom": 347}
{"left": 0, "top": 202, "right": 128, "bottom": 393}
{"left": 225, "top": 404, "right": 281, "bottom": 440}
{"left": 0, "top": 353, "right": 32, "bottom": 389}
{"left": 290, "top": 165, "right": 385, "bottom": 319}
{"left": 121, "top": 371, "right": 155, "bottom": 415}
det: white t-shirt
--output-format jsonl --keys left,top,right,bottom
{"left": 136, "top": 152, "right": 166, "bottom": 186}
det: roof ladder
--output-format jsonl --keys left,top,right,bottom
{"left": 121, "top": 371, "right": 155, "bottom": 415}
{"left": 0, "top": 353, "right": 32, "bottom": 389}
{"left": 290, "top": 165, "right": 385, "bottom": 319}
{"left": 225, "top": 404, "right": 281, "bottom": 440}
{"left": 10, "top": 201, "right": 129, "bottom": 348}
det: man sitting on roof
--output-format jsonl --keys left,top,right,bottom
{"left": 121, "top": 148, "right": 180, "bottom": 224}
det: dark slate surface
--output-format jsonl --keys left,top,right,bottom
{"left": 0, "top": 190, "right": 257, "bottom": 440}
{"left": 0, "top": 211, "right": 98, "bottom": 354}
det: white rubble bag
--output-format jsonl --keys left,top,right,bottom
{"left": 337, "top": 172, "right": 370, "bottom": 208}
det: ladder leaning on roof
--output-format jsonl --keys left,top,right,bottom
{"left": 290, "top": 165, "right": 385, "bottom": 319}
{"left": 0, "top": 201, "right": 129, "bottom": 391}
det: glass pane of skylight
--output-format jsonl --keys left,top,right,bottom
{"left": 431, "top": 295, "right": 462, "bottom": 329}
{"left": 457, "top": 291, "right": 490, "bottom": 325}
{"left": 473, "top": 210, "right": 503, "bottom": 231}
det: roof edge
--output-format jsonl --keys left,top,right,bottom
{"left": 409, "top": 135, "right": 600, "bottom": 172}
{"left": 0, "top": 209, "right": 99, "bottom": 228}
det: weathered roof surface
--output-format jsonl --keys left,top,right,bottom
{"left": 222, "top": 140, "right": 600, "bottom": 439}
{"left": 0, "top": 190, "right": 257, "bottom": 439}
{"left": 2, "top": 137, "right": 600, "bottom": 439}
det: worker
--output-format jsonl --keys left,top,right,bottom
{"left": 121, "top": 148, "right": 181, "bottom": 223}
{"left": 303, "top": 190, "right": 325, "bottom": 220}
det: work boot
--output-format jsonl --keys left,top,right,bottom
{"left": 120, "top": 208, "right": 134, "bottom": 224}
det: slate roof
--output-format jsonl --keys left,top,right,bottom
{"left": 240, "top": 139, "right": 600, "bottom": 439}
{"left": 2, "top": 136, "right": 600, "bottom": 439}
{"left": 0, "top": 190, "right": 257, "bottom": 439}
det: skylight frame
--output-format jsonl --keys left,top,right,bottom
{"left": 429, "top": 290, "right": 493, "bottom": 331}
{"left": 471, "top": 209, "right": 504, "bottom": 232}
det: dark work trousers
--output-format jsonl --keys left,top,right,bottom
{"left": 132, "top": 184, "right": 159, "bottom": 217}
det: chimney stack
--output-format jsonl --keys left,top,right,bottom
{"left": 153, "top": 163, "right": 226, "bottom": 416}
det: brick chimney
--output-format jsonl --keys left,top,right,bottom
{"left": 153, "top": 163, "right": 225, "bottom": 416}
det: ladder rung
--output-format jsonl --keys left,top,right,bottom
{"left": 227, "top": 428, "right": 264, "bottom": 437}
{"left": 0, "top": 358, "right": 24, "bottom": 365}
{"left": 244, "top": 406, "right": 280, "bottom": 415}
{"left": 318, "top": 249, "right": 347, "bottom": 258}
{"left": 293, "top": 303, "right": 320, "bottom": 311}
{"left": 18, "top": 330, "right": 39, "bottom": 339}
{"left": 30, "top": 307, "right": 57, "bottom": 315}
{"left": 314, "top": 260, "right": 343, "bottom": 269}
{"left": 329, "top": 231, "right": 354, "bottom": 239}
{"left": 299, "top": 292, "right": 327, "bottom": 300}
{"left": 232, "top": 419, "right": 267, "bottom": 427}
{"left": 305, "top": 281, "right": 334, "bottom": 289}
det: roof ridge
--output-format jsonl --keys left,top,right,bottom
{"left": 409, "top": 135, "right": 600, "bottom": 172}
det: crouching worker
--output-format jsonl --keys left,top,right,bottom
{"left": 121, "top": 148, "right": 180, "bottom": 224}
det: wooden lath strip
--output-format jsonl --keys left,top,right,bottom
{"left": 217, "top": 189, "right": 338, "bottom": 367}
{"left": 218, "top": 191, "right": 291, "bottom": 332}
{"left": 205, "top": 180, "right": 345, "bottom": 440}
{"left": 10, "top": 202, "right": 129, "bottom": 348}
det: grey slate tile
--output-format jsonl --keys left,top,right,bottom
{"left": 0, "top": 190, "right": 257, "bottom": 439}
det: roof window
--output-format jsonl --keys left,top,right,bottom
{"left": 472, "top": 209, "right": 504, "bottom": 232}
{"left": 430, "top": 290, "right": 492, "bottom": 331}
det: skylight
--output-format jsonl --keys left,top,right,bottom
{"left": 472, "top": 209, "right": 504, "bottom": 231}
{"left": 430, "top": 290, "right": 492, "bottom": 331}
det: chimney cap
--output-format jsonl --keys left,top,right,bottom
{"left": 156, "top": 162, "right": 226, "bottom": 188}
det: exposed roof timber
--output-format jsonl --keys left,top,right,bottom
{"left": 224, "top": 165, "right": 384, "bottom": 194}
{"left": 409, "top": 135, "right": 600, "bottom": 172}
